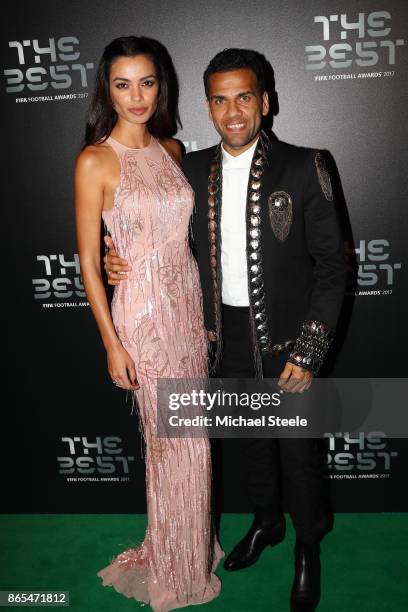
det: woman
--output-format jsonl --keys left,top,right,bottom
{"left": 74, "top": 36, "right": 222, "bottom": 611}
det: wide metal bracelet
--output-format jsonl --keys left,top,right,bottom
{"left": 288, "top": 320, "right": 333, "bottom": 375}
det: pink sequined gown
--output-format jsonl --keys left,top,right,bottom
{"left": 97, "top": 135, "right": 223, "bottom": 611}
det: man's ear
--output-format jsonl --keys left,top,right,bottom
{"left": 207, "top": 100, "right": 213, "bottom": 121}
{"left": 261, "top": 91, "right": 270, "bottom": 117}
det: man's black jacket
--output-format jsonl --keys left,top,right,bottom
{"left": 181, "top": 137, "right": 347, "bottom": 371}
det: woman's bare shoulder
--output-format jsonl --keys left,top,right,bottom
{"left": 159, "top": 138, "right": 184, "bottom": 165}
{"left": 76, "top": 140, "right": 115, "bottom": 173}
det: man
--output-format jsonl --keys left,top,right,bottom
{"left": 104, "top": 49, "right": 346, "bottom": 611}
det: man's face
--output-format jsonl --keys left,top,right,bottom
{"left": 207, "top": 68, "right": 269, "bottom": 156}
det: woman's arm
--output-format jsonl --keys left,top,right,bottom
{"left": 74, "top": 148, "right": 138, "bottom": 390}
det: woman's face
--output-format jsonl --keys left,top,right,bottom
{"left": 109, "top": 54, "right": 159, "bottom": 126}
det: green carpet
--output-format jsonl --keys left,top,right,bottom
{"left": 0, "top": 514, "right": 407, "bottom": 611}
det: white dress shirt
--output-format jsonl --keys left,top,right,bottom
{"left": 220, "top": 139, "right": 258, "bottom": 306}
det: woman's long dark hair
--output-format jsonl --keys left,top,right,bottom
{"left": 84, "top": 36, "right": 182, "bottom": 147}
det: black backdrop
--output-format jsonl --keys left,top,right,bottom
{"left": 3, "top": 0, "right": 408, "bottom": 513}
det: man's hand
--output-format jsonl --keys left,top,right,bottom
{"left": 103, "top": 235, "right": 132, "bottom": 285}
{"left": 278, "top": 361, "right": 313, "bottom": 393}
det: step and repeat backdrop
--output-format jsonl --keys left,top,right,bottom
{"left": 3, "top": 0, "right": 407, "bottom": 513}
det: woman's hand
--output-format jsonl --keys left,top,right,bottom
{"left": 107, "top": 344, "right": 139, "bottom": 390}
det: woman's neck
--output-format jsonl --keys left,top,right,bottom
{"left": 110, "top": 122, "right": 151, "bottom": 149}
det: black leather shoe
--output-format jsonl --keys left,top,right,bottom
{"left": 223, "top": 511, "right": 286, "bottom": 571}
{"left": 290, "top": 540, "right": 321, "bottom": 611}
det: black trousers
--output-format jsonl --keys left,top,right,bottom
{"left": 215, "top": 304, "right": 331, "bottom": 545}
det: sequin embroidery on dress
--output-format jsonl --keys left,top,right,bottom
{"left": 97, "top": 135, "right": 223, "bottom": 611}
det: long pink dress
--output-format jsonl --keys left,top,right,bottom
{"left": 97, "top": 135, "right": 223, "bottom": 611}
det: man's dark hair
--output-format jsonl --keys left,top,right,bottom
{"left": 203, "top": 48, "right": 267, "bottom": 99}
